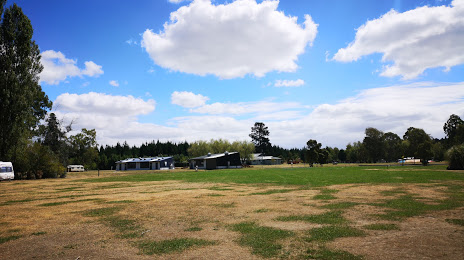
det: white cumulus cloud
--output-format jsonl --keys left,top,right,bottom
{"left": 55, "top": 92, "right": 155, "bottom": 117}
{"left": 40, "top": 50, "right": 103, "bottom": 85}
{"left": 171, "top": 91, "right": 209, "bottom": 108}
{"left": 333, "top": 0, "right": 464, "bottom": 79}
{"left": 142, "top": 0, "right": 318, "bottom": 79}
{"left": 274, "top": 79, "right": 305, "bottom": 87}
{"left": 109, "top": 80, "right": 119, "bottom": 87}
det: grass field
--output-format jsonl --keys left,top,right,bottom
{"left": 0, "top": 165, "right": 463, "bottom": 259}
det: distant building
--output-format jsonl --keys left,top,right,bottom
{"left": 249, "top": 153, "right": 282, "bottom": 165}
{"left": 190, "top": 152, "right": 241, "bottom": 170}
{"left": 116, "top": 157, "right": 174, "bottom": 171}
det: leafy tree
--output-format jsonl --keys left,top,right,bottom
{"left": 403, "top": 127, "right": 433, "bottom": 165}
{"left": 384, "top": 132, "right": 402, "bottom": 162}
{"left": 305, "top": 139, "right": 321, "bottom": 167}
{"left": 443, "top": 114, "right": 464, "bottom": 146}
{"left": 249, "top": 122, "right": 271, "bottom": 154}
{"left": 338, "top": 149, "right": 347, "bottom": 162}
{"left": 432, "top": 142, "right": 445, "bottom": 162}
{"left": 363, "top": 127, "right": 384, "bottom": 163}
{"left": 37, "top": 113, "right": 72, "bottom": 165}
{"left": 0, "top": 1, "right": 52, "bottom": 161}
{"left": 68, "top": 128, "right": 98, "bottom": 169}
{"left": 446, "top": 144, "right": 464, "bottom": 170}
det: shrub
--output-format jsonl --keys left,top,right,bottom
{"left": 446, "top": 144, "right": 464, "bottom": 170}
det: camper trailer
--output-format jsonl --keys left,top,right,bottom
{"left": 0, "top": 161, "right": 14, "bottom": 181}
{"left": 67, "top": 165, "right": 85, "bottom": 172}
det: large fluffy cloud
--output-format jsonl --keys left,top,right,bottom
{"left": 333, "top": 0, "right": 464, "bottom": 79}
{"left": 40, "top": 50, "right": 104, "bottom": 85}
{"left": 55, "top": 83, "right": 464, "bottom": 148}
{"left": 171, "top": 91, "right": 209, "bottom": 108}
{"left": 141, "top": 0, "right": 318, "bottom": 79}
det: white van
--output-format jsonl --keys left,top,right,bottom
{"left": 0, "top": 161, "right": 14, "bottom": 180}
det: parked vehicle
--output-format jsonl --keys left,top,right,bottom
{"left": 0, "top": 161, "right": 14, "bottom": 180}
{"left": 67, "top": 165, "right": 85, "bottom": 172}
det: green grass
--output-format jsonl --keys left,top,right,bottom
{"left": 105, "top": 200, "right": 134, "bottom": 204}
{"left": 250, "top": 189, "right": 295, "bottom": 195}
{"left": 276, "top": 210, "right": 347, "bottom": 225}
{"left": 230, "top": 222, "right": 294, "bottom": 258}
{"left": 320, "top": 202, "right": 359, "bottom": 209}
{"left": 0, "top": 198, "right": 35, "bottom": 206}
{"left": 306, "top": 247, "right": 363, "bottom": 260}
{"left": 307, "top": 225, "right": 365, "bottom": 242}
{"left": 374, "top": 193, "right": 463, "bottom": 221}
{"left": 445, "top": 219, "right": 464, "bottom": 226}
{"left": 80, "top": 165, "right": 463, "bottom": 187}
{"left": 31, "top": 231, "right": 47, "bottom": 236}
{"left": 38, "top": 198, "right": 100, "bottom": 207}
{"left": 105, "top": 216, "right": 142, "bottom": 238}
{"left": 254, "top": 208, "right": 270, "bottom": 213}
{"left": 136, "top": 238, "right": 216, "bottom": 255}
{"left": 83, "top": 206, "right": 122, "bottom": 217}
{"left": 313, "top": 194, "right": 337, "bottom": 200}
{"left": 0, "top": 235, "right": 22, "bottom": 244}
{"left": 207, "top": 186, "right": 233, "bottom": 191}
{"left": 363, "top": 223, "right": 399, "bottom": 230}
{"left": 184, "top": 227, "right": 202, "bottom": 232}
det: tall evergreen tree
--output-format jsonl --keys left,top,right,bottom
{"left": 0, "top": 1, "right": 52, "bottom": 160}
{"left": 249, "top": 122, "right": 271, "bottom": 154}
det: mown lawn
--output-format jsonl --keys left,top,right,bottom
{"left": 80, "top": 165, "right": 463, "bottom": 187}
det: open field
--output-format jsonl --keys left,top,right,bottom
{"left": 1, "top": 165, "right": 463, "bottom": 259}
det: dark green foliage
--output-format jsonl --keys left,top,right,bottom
{"left": 230, "top": 222, "right": 293, "bottom": 258}
{"left": 443, "top": 114, "right": 464, "bottom": 147}
{"left": 0, "top": 1, "right": 52, "bottom": 162}
{"left": 137, "top": 238, "right": 216, "bottom": 255}
{"left": 276, "top": 211, "right": 347, "bottom": 225}
{"left": 68, "top": 128, "right": 99, "bottom": 170}
{"left": 306, "top": 247, "right": 363, "bottom": 260}
{"left": 384, "top": 132, "right": 402, "bottom": 162}
{"left": 446, "top": 144, "right": 464, "bottom": 170}
{"left": 363, "top": 127, "right": 385, "bottom": 163}
{"left": 249, "top": 122, "right": 271, "bottom": 154}
{"left": 403, "top": 127, "right": 433, "bottom": 165}
{"left": 306, "top": 139, "right": 321, "bottom": 166}
{"left": 307, "top": 225, "right": 365, "bottom": 242}
{"left": 363, "top": 223, "right": 399, "bottom": 230}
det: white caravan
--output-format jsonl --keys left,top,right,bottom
{"left": 0, "top": 161, "right": 14, "bottom": 180}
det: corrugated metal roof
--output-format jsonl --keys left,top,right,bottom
{"left": 191, "top": 152, "right": 238, "bottom": 160}
{"left": 116, "top": 157, "right": 172, "bottom": 163}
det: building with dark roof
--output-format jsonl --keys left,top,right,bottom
{"left": 189, "top": 152, "right": 241, "bottom": 170}
{"left": 116, "top": 157, "right": 174, "bottom": 171}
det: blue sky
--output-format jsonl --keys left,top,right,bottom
{"left": 9, "top": 0, "right": 464, "bottom": 148}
